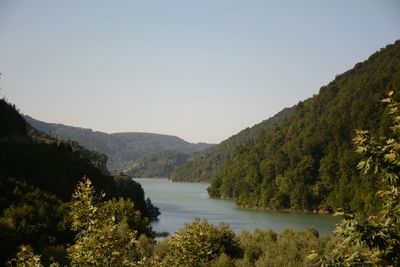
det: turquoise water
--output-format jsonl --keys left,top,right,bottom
{"left": 134, "top": 178, "right": 341, "bottom": 236}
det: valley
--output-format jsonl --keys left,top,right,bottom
{"left": 1, "top": 2, "right": 399, "bottom": 264}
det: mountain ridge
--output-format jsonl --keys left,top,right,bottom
{"left": 25, "top": 115, "right": 214, "bottom": 173}
{"left": 123, "top": 150, "right": 191, "bottom": 178}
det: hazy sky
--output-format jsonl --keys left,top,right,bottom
{"left": 0, "top": 0, "right": 399, "bottom": 143}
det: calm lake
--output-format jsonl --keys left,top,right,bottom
{"left": 134, "top": 178, "right": 341, "bottom": 236}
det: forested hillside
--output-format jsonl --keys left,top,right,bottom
{"left": 123, "top": 150, "right": 190, "bottom": 178}
{"left": 170, "top": 107, "right": 294, "bottom": 182}
{"left": 0, "top": 99, "right": 159, "bottom": 265}
{"left": 208, "top": 40, "right": 400, "bottom": 213}
{"left": 25, "top": 116, "right": 213, "bottom": 172}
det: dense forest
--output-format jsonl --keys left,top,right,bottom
{"left": 170, "top": 107, "right": 294, "bottom": 182}
{"left": 0, "top": 99, "right": 159, "bottom": 265}
{"left": 25, "top": 116, "right": 213, "bottom": 173}
{"left": 208, "top": 41, "right": 400, "bottom": 213}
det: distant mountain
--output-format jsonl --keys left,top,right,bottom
{"left": 170, "top": 107, "right": 295, "bottom": 182}
{"left": 208, "top": 40, "right": 400, "bottom": 213}
{"left": 123, "top": 150, "right": 190, "bottom": 178}
{"left": 24, "top": 116, "right": 214, "bottom": 173}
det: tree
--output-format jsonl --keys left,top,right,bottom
{"left": 67, "top": 177, "right": 141, "bottom": 266}
{"left": 161, "top": 218, "right": 241, "bottom": 267}
{"left": 310, "top": 92, "right": 400, "bottom": 266}
{"left": 7, "top": 245, "right": 43, "bottom": 267}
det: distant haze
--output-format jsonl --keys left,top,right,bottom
{"left": 0, "top": 0, "right": 399, "bottom": 143}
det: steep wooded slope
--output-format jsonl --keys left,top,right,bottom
{"left": 0, "top": 99, "right": 159, "bottom": 263}
{"left": 170, "top": 107, "right": 294, "bottom": 182}
{"left": 208, "top": 41, "right": 400, "bottom": 213}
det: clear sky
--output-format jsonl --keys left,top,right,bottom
{"left": 0, "top": 0, "right": 399, "bottom": 143}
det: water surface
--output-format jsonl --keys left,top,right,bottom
{"left": 134, "top": 178, "right": 341, "bottom": 236}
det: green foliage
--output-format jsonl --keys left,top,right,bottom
{"left": 0, "top": 100, "right": 159, "bottom": 265}
{"left": 208, "top": 40, "right": 400, "bottom": 213}
{"left": 237, "top": 229, "right": 278, "bottom": 265}
{"left": 0, "top": 113, "right": 159, "bottom": 215}
{"left": 254, "top": 229, "right": 324, "bottom": 267}
{"left": 0, "top": 178, "right": 71, "bottom": 265}
{"left": 147, "top": 225, "right": 333, "bottom": 267}
{"left": 2, "top": 186, "right": 64, "bottom": 242}
{"left": 170, "top": 107, "right": 294, "bottom": 182}
{"left": 0, "top": 141, "right": 157, "bottom": 264}
{"left": 236, "top": 228, "right": 330, "bottom": 267}
{"left": 3, "top": 176, "right": 156, "bottom": 266}
{"left": 160, "top": 219, "right": 241, "bottom": 267}
{"left": 6, "top": 216, "right": 334, "bottom": 267}
{"left": 0, "top": 135, "right": 114, "bottom": 201}
{"left": 0, "top": 177, "right": 337, "bottom": 267}
{"left": 67, "top": 177, "right": 141, "bottom": 266}
{"left": 135, "top": 234, "right": 157, "bottom": 266}
{"left": 209, "top": 253, "right": 235, "bottom": 267}
{"left": 311, "top": 92, "right": 400, "bottom": 267}
{"left": 7, "top": 245, "right": 43, "bottom": 267}
{"left": 69, "top": 178, "right": 98, "bottom": 232}
{"left": 99, "top": 198, "right": 153, "bottom": 238}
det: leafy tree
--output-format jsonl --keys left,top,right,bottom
{"left": 7, "top": 245, "right": 62, "bottom": 267}
{"left": 7, "top": 245, "right": 43, "bottom": 267}
{"left": 98, "top": 198, "right": 153, "bottom": 238}
{"left": 254, "top": 228, "right": 324, "bottom": 267}
{"left": 237, "top": 229, "right": 277, "bottom": 265}
{"left": 161, "top": 218, "right": 241, "bottom": 267}
{"left": 209, "top": 253, "right": 235, "bottom": 267}
{"left": 236, "top": 228, "right": 329, "bottom": 267}
{"left": 310, "top": 92, "right": 400, "bottom": 266}
{"left": 67, "top": 177, "right": 141, "bottom": 266}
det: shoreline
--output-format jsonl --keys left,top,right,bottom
{"left": 212, "top": 196, "right": 334, "bottom": 215}
{"left": 236, "top": 204, "right": 333, "bottom": 214}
